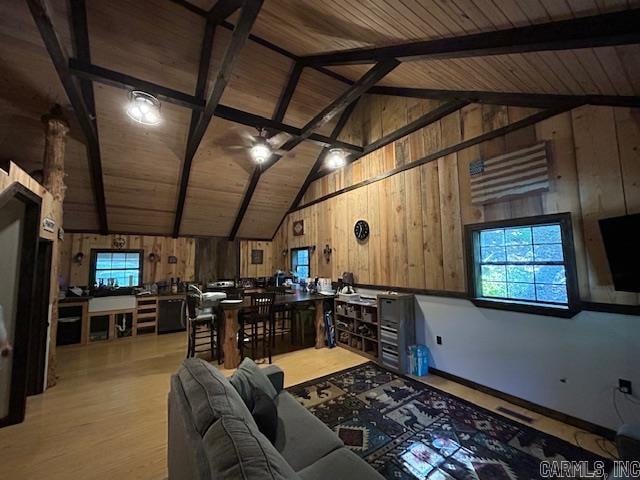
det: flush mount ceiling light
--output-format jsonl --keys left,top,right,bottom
{"left": 326, "top": 148, "right": 346, "bottom": 169}
{"left": 250, "top": 134, "right": 272, "bottom": 164}
{"left": 126, "top": 90, "right": 161, "bottom": 125}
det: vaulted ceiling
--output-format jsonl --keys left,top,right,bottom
{"left": 1, "top": 0, "right": 638, "bottom": 239}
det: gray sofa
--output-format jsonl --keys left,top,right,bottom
{"left": 168, "top": 358, "right": 384, "bottom": 479}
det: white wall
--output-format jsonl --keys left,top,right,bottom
{"left": 358, "top": 288, "right": 640, "bottom": 431}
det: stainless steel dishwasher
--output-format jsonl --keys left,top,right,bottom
{"left": 157, "top": 297, "right": 185, "bottom": 334}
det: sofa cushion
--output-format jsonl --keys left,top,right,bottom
{"left": 178, "top": 358, "right": 256, "bottom": 435}
{"left": 273, "top": 392, "right": 343, "bottom": 471}
{"left": 202, "top": 416, "right": 300, "bottom": 480}
{"left": 298, "top": 448, "right": 385, "bottom": 480}
{"left": 230, "top": 358, "right": 278, "bottom": 408}
{"left": 252, "top": 387, "right": 278, "bottom": 444}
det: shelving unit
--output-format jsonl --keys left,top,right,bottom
{"left": 136, "top": 296, "right": 158, "bottom": 335}
{"left": 334, "top": 297, "right": 379, "bottom": 360}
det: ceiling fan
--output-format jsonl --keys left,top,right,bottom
{"left": 214, "top": 127, "right": 295, "bottom": 164}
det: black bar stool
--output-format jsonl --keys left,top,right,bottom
{"left": 239, "top": 292, "right": 275, "bottom": 364}
{"left": 268, "top": 286, "right": 290, "bottom": 346}
{"left": 185, "top": 294, "right": 221, "bottom": 363}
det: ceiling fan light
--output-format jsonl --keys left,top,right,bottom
{"left": 326, "top": 148, "right": 346, "bottom": 169}
{"left": 250, "top": 139, "right": 271, "bottom": 164}
{"left": 127, "top": 90, "right": 161, "bottom": 125}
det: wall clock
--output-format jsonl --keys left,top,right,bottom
{"left": 354, "top": 220, "right": 370, "bottom": 241}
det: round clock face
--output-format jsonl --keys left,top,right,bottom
{"left": 354, "top": 220, "right": 370, "bottom": 241}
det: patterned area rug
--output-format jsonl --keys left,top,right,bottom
{"left": 287, "top": 362, "right": 610, "bottom": 480}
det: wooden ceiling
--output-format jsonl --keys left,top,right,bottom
{"left": 1, "top": 0, "right": 638, "bottom": 239}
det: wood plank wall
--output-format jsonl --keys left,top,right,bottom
{"left": 239, "top": 240, "right": 276, "bottom": 277}
{"left": 275, "top": 97, "right": 640, "bottom": 306}
{"left": 59, "top": 233, "right": 196, "bottom": 287}
{"left": 195, "top": 237, "right": 238, "bottom": 284}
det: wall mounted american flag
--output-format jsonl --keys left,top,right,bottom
{"left": 469, "top": 142, "right": 550, "bottom": 205}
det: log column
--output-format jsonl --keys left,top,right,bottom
{"left": 42, "top": 105, "right": 69, "bottom": 388}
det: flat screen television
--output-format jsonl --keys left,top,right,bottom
{"left": 599, "top": 213, "right": 640, "bottom": 292}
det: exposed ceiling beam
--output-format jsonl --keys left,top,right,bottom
{"left": 298, "top": 104, "right": 582, "bottom": 210}
{"left": 28, "top": 0, "right": 109, "bottom": 233}
{"left": 169, "top": 0, "right": 355, "bottom": 86}
{"left": 258, "top": 59, "right": 399, "bottom": 175}
{"left": 272, "top": 62, "right": 304, "bottom": 123}
{"left": 369, "top": 86, "right": 640, "bottom": 109}
{"left": 69, "top": 59, "right": 205, "bottom": 110}
{"left": 214, "top": 105, "right": 362, "bottom": 152}
{"left": 67, "top": 61, "right": 363, "bottom": 153}
{"left": 286, "top": 98, "right": 360, "bottom": 216}
{"left": 283, "top": 60, "right": 399, "bottom": 145}
{"left": 363, "top": 99, "right": 470, "bottom": 155}
{"left": 185, "top": 0, "right": 263, "bottom": 162}
{"left": 228, "top": 61, "right": 304, "bottom": 240}
{"left": 306, "top": 99, "right": 469, "bottom": 188}
{"left": 172, "top": 21, "right": 216, "bottom": 238}
{"left": 228, "top": 168, "right": 261, "bottom": 240}
{"left": 300, "top": 9, "right": 640, "bottom": 66}
{"left": 208, "top": 0, "right": 243, "bottom": 23}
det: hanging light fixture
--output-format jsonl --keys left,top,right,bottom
{"left": 250, "top": 132, "right": 272, "bottom": 164}
{"left": 325, "top": 148, "right": 346, "bottom": 169}
{"left": 126, "top": 91, "right": 161, "bottom": 125}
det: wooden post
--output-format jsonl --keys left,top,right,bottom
{"left": 42, "top": 105, "right": 69, "bottom": 388}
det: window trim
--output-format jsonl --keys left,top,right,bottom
{"left": 89, "top": 249, "right": 144, "bottom": 287}
{"left": 464, "top": 213, "right": 581, "bottom": 318}
{"left": 290, "top": 246, "right": 311, "bottom": 280}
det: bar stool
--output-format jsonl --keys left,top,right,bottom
{"left": 239, "top": 292, "right": 275, "bottom": 364}
{"left": 268, "top": 286, "right": 290, "bottom": 345}
{"left": 185, "top": 294, "right": 221, "bottom": 363}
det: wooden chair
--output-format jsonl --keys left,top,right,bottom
{"left": 185, "top": 294, "right": 221, "bottom": 363}
{"left": 239, "top": 292, "right": 275, "bottom": 364}
{"left": 268, "top": 286, "right": 290, "bottom": 345}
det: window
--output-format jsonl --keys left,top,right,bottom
{"left": 291, "top": 247, "right": 310, "bottom": 280}
{"left": 465, "top": 213, "right": 579, "bottom": 316}
{"left": 90, "top": 250, "right": 143, "bottom": 287}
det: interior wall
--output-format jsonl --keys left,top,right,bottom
{"left": 272, "top": 99, "right": 640, "bottom": 431}
{"left": 59, "top": 233, "right": 196, "bottom": 287}
{"left": 0, "top": 198, "right": 25, "bottom": 419}
{"left": 194, "top": 237, "right": 238, "bottom": 283}
{"left": 357, "top": 287, "right": 639, "bottom": 432}
{"left": 239, "top": 240, "right": 276, "bottom": 278}
{"left": 285, "top": 100, "right": 640, "bottom": 306}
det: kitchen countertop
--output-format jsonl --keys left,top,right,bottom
{"left": 59, "top": 296, "right": 92, "bottom": 304}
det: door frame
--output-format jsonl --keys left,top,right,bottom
{"left": 0, "top": 183, "right": 41, "bottom": 428}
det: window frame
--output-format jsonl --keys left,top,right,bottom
{"left": 290, "top": 247, "right": 311, "bottom": 281}
{"left": 464, "top": 213, "right": 581, "bottom": 318}
{"left": 89, "top": 249, "right": 144, "bottom": 287}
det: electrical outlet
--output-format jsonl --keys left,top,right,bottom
{"left": 619, "top": 379, "right": 632, "bottom": 395}
{"left": 436, "top": 336, "right": 442, "bottom": 345}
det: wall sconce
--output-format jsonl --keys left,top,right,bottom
{"left": 73, "top": 252, "right": 84, "bottom": 265}
{"left": 281, "top": 249, "right": 288, "bottom": 257}
{"left": 323, "top": 244, "right": 332, "bottom": 263}
{"left": 310, "top": 245, "right": 317, "bottom": 253}
{"left": 148, "top": 252, "right": 159, "bottom": 263}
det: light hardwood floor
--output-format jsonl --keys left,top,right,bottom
{"left": 0, "top": 333, "right": 615, "bottom": 479}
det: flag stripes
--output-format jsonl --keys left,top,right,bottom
{"left": 469, "top": 142, "right": 549, "bottom": 205}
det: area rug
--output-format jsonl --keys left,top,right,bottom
{"left": 287, "top": 362, "right": 611, "bottom": 480}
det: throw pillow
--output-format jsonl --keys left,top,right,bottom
{"left": 251, "top": 387, "right": 278, "bottom": 444}
{"left": 229, "top": 358, "right": 278, "bottom": 407}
